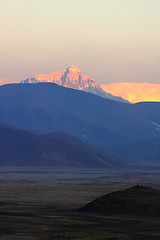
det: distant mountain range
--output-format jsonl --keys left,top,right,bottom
{"left": 21, "top": 65, "right": 128, "bottom": 103}
{"left": 0, "top": 82, "right": 160, "bottom": 167}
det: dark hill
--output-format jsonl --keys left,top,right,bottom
{"left": 79, "top": 185, "right": 160, "bottom": 217}
{"left": 0, "top": 83, "right": 160, "bottom": 152}
{"left": 0, "top": 126, "right": 123, "bottom": 168}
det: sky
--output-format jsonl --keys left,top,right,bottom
{"left": 0, "top": 0, "right": 160, "bottom": 86}
{"left": 101, "top": 82, "right": 160, "bottom": 103}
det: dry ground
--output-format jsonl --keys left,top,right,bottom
{"left": 1, "top": 184, "right": 160, "bottom": 240}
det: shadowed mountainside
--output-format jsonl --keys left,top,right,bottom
{"left": 0, "top": 126, "right": 123, "bottom": 168}
{"left": 79, "top": 185, "right": 160, "bottom": 217}
{"left": 0, "top": 83, "right": 160, "bottom": 164}
{"left": 0, "top": 83, "right": 160, "bottom": 143}
{"left": 113, "top": 138, "right": 160, "bottom": 164}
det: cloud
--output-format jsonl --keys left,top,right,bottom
{"left": 0, "top": 79, "right": 8, "bottom": 85}
{"left": 101, "top": 82, "right": 160, "bottom": 103}
{"left": 0, "top": 79, "right": 17, "bottom": 86}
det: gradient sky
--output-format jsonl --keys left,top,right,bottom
{"left": 0, "top": 0, "right": 160, "bottom": 85}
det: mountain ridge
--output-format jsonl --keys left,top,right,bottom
{"left": 0, "top": 82, "right": 160, "bottom": 165}
{"left": 0, "top": 83, "right": 159, "bottom": 141}
{"left": 0, "top": 126, "right": 123, "bottom": 168}
{"left": 21, "top": 65, "right": 128, "bottom": 103}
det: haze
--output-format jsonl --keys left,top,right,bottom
{"left": 0, "top": 0, "right": 160, "bottom": 86}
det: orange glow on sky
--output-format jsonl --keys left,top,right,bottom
{"left": 101, "top": 82, "right": 160, "bottom": 103}
{"left": 0, "top": 79, "right": 15, "bottom": 86}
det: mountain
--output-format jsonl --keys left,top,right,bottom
{"left": 79, "top": 185, "right": 160, "bottom": 217}
{"left": 0, "top": 83, "right": 160, "bottom": 166}
{"left": 42, "top": 131, "right": 124, "bottom": 165}
{"left": 21, "top": 65, "right": 128, "bottom": 103}
{"left": 113, "top": 138, "right": 160, "bottom": 165}
{"left": 0, "top": 126, "right": 123, "bottom": 168}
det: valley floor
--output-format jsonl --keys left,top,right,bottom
{"left": 1, "top": 168, "right": 160, "bottom": 239}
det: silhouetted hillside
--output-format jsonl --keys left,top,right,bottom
{"left": 80, "top": 185, "right": 160, "bottom": 217}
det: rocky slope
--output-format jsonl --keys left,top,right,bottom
{"left": 21, "top": 65, "right": 128, "bottom": 103}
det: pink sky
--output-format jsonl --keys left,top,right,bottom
{"left": 0, "top": 0, "right": 160, "bottom": 85}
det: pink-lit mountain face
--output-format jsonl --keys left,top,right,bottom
{"left": 21, "top": 65, "right": 128, "bottom": 103}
